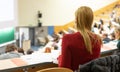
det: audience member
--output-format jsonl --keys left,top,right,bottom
{"left": 110, "top": 10, "right": 116, "bottom": 22}
{"left": 92, "top": 22, "right": 99, "bottom": 34}
{"left": 58, "top": 6, "right": 102, "bottom": 71}
{"left": 58, "top": 30, "right": 65, "bottom": 36}
{"left": 112, "top": 26, "right": 120, "bottom": 55}
{"left": 26, "top": 49, "right": 34, "bottom": 55}
{"left": 102, "top": 33, "right": 111, "bottom": 43}
{"left": 0, "top": 44, "right": 22, "bottom": 60}
{"left": 114, "top": 26, "right": 120, "bottom": 50}
{"left": 110, "top": 33, "right": 115, "bottom": 41}
{"left": 18, "top": 48, "right": 25, "bottom": 55}
{"left": 98, "top": 24, "right": 104, "bottom": 34}
{"left": 44, "top": 47, "right": 51, "bottom": 53}
{"left": 99, "top": 19, "right": 104, "bottom": 25}
{"left": 52, "top": 32, "right": 60, "bottom": 43}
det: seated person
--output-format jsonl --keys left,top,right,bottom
{"left": 44, "top": 47, "right": 51, "bottom": 53}
{"left": 92, "top": 22, "right": 99, "bottom": 34}
{"left": 26, "top": 49, "right": 34, "bottom": 55}
{"left": 52, "top": 32, "right": 60, "bottom": 43}
{"left": 0, "top": 44, "right": 22, "bottom": 60}
{"left": 57, "top": 6, "right": 102, "bottom": 71}
{"left": 58, "top": 30, "right": 65, "bottom": 36}
{"left": 18, "top": 48, "right": 25, "bottom": 55}
{"left": 110, "top": 33, "right": 115, "bottom": 41}
{"left": 112, "top": 26, "right": 120, "bottom": 55}
{"left": 102, "top": 33, "right": 111, "bottom": 43}
{"left": 115, "top": 26, "right": 120, "bottom": 50}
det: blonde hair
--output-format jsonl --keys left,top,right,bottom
{"left": 115, "top": 26, "right": 120, "bottom": 40}
{"left": 75, "top": 6, "right": 97, "bottom": 54}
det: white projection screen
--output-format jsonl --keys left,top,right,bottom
{"left": 0, "top": 0, "right": 17, "bottom": 29}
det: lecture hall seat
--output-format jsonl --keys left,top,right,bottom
{"left": 36, "top": 67, "right": 73, "bottom": 72}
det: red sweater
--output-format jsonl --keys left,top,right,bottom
{"left": 58, "top": 32, "right": 101, "bottom": 71}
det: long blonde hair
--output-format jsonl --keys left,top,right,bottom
{"left": 115, "top": 26, "right": 120, "bottom": 40}
{"left": 75, "top": 6, "right": 95, "bottom": 54}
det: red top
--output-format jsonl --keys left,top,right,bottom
{"left": 58, "top": 32, "right": 101, "bottom": 71}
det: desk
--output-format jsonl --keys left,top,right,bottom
{"left": 100, "top": 41, "right": 118, "bottom": 56}
{"left": 0, "top": 58, "right": 27, "bottom": 72}
{"left": 0, "top": 42, "right": 118, "bottom": 72}
{"left": 0, "top": 51, "right": 59, "bottom": 72}
{"left": 0, "top": 58, "right": 57, "bottom": 72}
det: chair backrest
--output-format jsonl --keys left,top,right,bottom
{"left": 36, "top": 67, "right": 73, "bottom": 72}
{"left": 77, "top": 55, "right": 120, "bottom": 72}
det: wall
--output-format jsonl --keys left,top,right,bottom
{"left": 0, "top": 0, "right": 18, "bottom": 29}
{"left": 16, "top": 26, "right": 48, "bottom": 47}
{"left": 18, "top": 0, "right": 118, "bottom": 26}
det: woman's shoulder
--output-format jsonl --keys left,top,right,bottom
{"left": 117, "top": 40, "right": 120, "bottom": 49}
{"left": 93, "top": 33, "right": 101, "bottom": 38}
{"left": 92, "top": 33, "right": 102, "bottom": 44}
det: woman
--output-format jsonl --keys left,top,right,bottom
{"left": 111, "top": 26, "right": 120, "bottom": 55}
{"left": 58, "top": 6, "right": 102, "bottom": 71}
{"left": 114, "top": 26, "right": 120, "bottom": 49}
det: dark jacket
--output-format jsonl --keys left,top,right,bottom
{"left": 117, "top": 40, "right": 120, "bottom": 50}
{"left": 76, "top": 55, "right": 120, "bottom": 72}
{"left": 103, "top": 38, "right": 111, "bottom": 43}
{"left": 112, "top": 40, "right": 120, "bottom": 55}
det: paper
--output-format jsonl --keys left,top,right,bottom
{"left": 0, "top": 59, "right": 17, "bottom": 70}
{"left": 20, "top": 53, "right": 53, "bottom": 65}
{"left": 11, "top": 58, "right": 28, "bottom": 66}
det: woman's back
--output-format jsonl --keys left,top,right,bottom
{"left": 58, "top": 32, "right": 101, "bottom": 71}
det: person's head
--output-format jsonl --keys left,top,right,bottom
{"left": 93, "top": 22, "right": 98, "bottom": 28}
{"left": 5, "top": 44, "right": 18, "bottom": 53}
{"left": 75, "top": 6, "right": 93, "bottom": 31}
{"left": 18, "top": 48, "right": 25, "bottom": 55}
{"left": 27, "top": 49, "right": 34, "bottom": 55}
{"left": 44, "top": 47, "right": 51, "bottom": 53}
{"left": 75, "top": 6, "right": 94, "bottom": 54}
{"left": 114, "top": 26, "right": 120, "bottom": 40}
{"left": 99, "top": 19, "right": 104, "bottom": 25}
